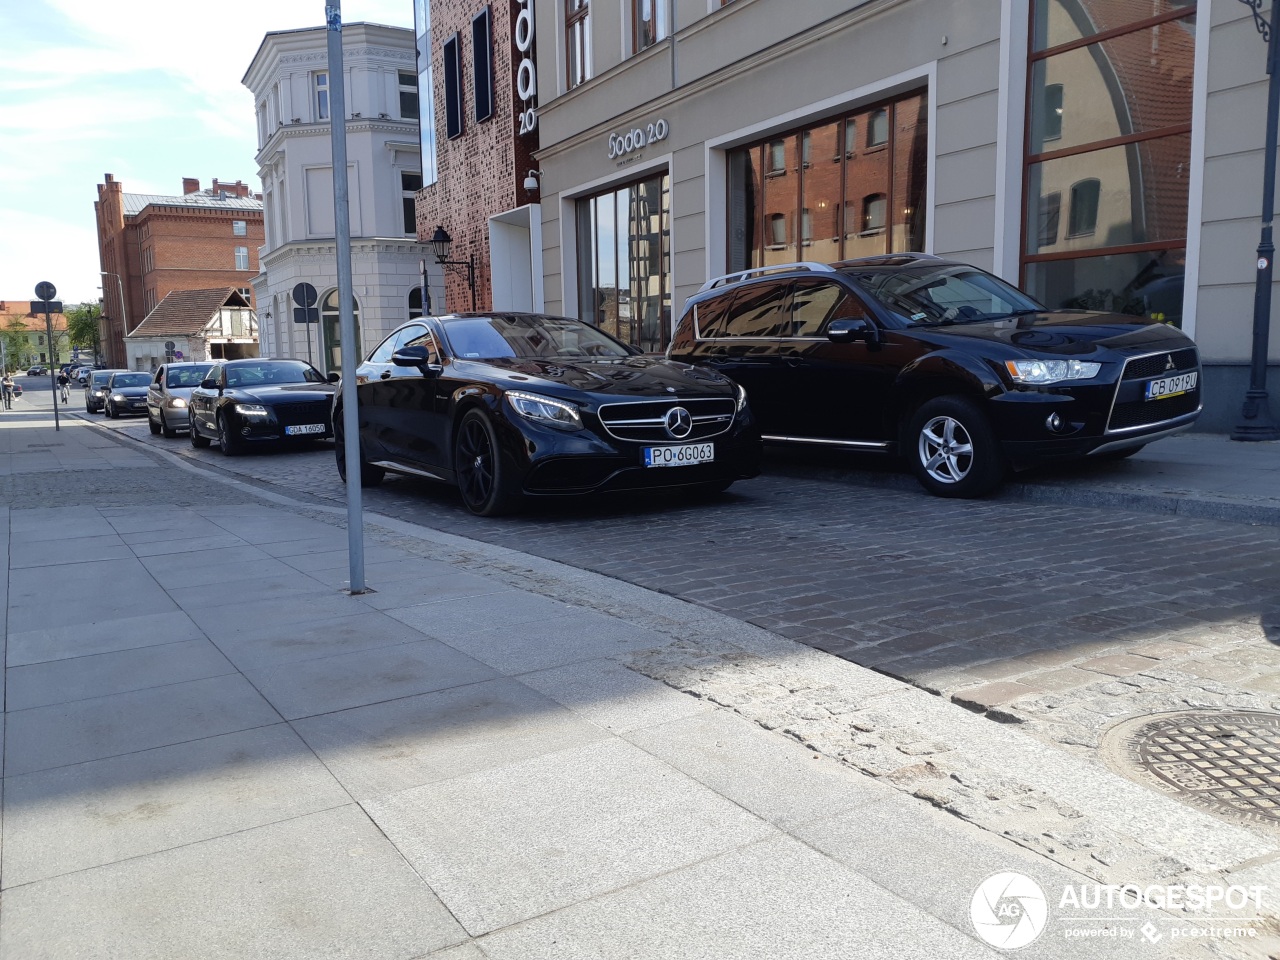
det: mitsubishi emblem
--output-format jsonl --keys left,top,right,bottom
{"left": 1164, "top": 354, "right": 1176, "bottom": 372}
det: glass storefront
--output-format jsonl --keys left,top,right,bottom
{"left": 576, "top": 173, "right": 671, "bottom": 352}
{"left": 1024, "top": 0, "right": 1195, "bottom": 326}
{"left": 727, "top": 90, "right": 928, "bottom": 272}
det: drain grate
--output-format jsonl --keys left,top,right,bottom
{"left": 1106, "top": 711, "right": 1280, "bottom": 830}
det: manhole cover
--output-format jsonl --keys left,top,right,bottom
{"left": 1105, "top": 711, "right": 1280, "bottom": 830}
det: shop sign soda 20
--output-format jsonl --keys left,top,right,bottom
{"left": 515, "top": 0, "right": 537, "bottom": 135}
{"left": 608, "top": 119, "right": 669, "bottom": 159}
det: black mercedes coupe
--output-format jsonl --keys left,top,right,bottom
{"left": 335, "top": 312, "right": 762, "bottom": 515}
{"left": 189, "top": 358, "right": 338, "bottom": 456}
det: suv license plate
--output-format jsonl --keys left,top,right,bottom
{"left": 1146, "top": 371, "right": 1197, "bottom": 400}
{"left": 644, "top": 443, "right": 714, "bottom": 467}
{"left": 285, "top": 423, "right": 326, "bottom": 436}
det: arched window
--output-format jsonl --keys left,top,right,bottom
{"left": 320, "top": 289, "right": 361, "bottom": 373}
{"left": 409, "top": 287, "right": 424, "bottom": 320}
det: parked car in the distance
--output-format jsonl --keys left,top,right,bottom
{"left": 104, "top": 372, "right": 154, "bottom": 418}
{"left": 189, "top": 358, "right": 338, "bottom": 456}
{"left": 147, "top": 361, "right": 213, "bottom": 438}
{"left": 667, "top": 254, "right": 1202, "bottom": 498}
{"left": 85, "top": 369, "right": 127, "bottom": 413}
{"left": 73, "top": 366, "right": 94, "bottom": 384}
{"left": 26, "top": 366, "right": 46, "bottom": 376}
{"left": 336, "top": 312, "right": 762, "bottom": 516}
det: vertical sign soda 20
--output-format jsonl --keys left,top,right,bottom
{"left": 515, "top": 0, "right": 537, "bottom": 135}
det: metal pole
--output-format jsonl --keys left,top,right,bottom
{"left": 1235, "top": 0, "right": 1280, "bottom": 440}
{"left": 327, "top": 0, "right": 366, "bottom": 593}
{"left": 468, "top": 254, "right": 477, "bottom": 312}
{"left": 306, "top": 313, "right": 314, "bottom": 368}
{"left": 420, "top": 257, "right": 433, "bottom": 315}
{"left": 44, "top": 303, "right": 60, "bottom": 431}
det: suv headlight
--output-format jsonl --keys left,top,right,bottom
{"left": 111, "top": 394, "right": 125, "bottom": 402}
{"left": 1004, "top": 359, "right": 1102, "bottom": 384}
{"left": 506, "top": 391, "right": 582, "bottom": 430}
{"left": 234, "top": 403, "right": 269, "bottom": 417}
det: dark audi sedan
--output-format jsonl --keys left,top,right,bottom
{"left": 189, "top": 358, "right": 338, "bottom": 456}
{"left": 667, "top": 255, "right": 1202, "bottom": 498}
{"left": 336, "top": 313, "right": 761, "bottom": 515}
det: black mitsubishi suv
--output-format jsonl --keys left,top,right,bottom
{"left": 666, "top": 255, "right": 1202, "bottom": 498}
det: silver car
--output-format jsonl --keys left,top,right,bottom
{"left": 85, "top": 369, "right": 127, "bottom": 413}
{"left": 147, "top": 361, "right": 214, "bottom": 437}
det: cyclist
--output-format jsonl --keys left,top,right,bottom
{"left": 57, "top": 370, "right": 70, "bottom": 403}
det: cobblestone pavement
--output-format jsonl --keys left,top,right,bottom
{"left": 91, "top": 415, "right": 1280, "bottom": 832}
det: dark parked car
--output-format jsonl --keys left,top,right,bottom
{"left": 189, "top": 358, "right": 338, "bottom": 455}
{"left": 103, "top": 372, "right": 154, "bottom": 418}
{"left": 85, "top": 369, "right": 127, "bottom": 413}
{"left": 337, "top": 312, "right": 761, "bottom": 515}
{"left": 147, "top": 361, "right": 213, "bottom": 437}
{"left": 667, "top": 255, "right": 1202, "bottom": 498}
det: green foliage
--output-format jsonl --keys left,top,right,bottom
{"left": 65, "top": 302, "right": 102, "bottom": 351}
{"left": 1, "top": 318, "right": 28, "bottom": 371}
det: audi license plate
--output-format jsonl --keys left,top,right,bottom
{"left": 643, "top": 443, "right": 714, "bottom": 467}
{"left": 1145, "top": 371, "right": 1198, "bottom": 400}
{"left": 285, "top": 423, "right": 326, "bottom": 436}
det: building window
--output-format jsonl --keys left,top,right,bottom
{"left": 1067, "top": 179, "right": 1100, "bottom": 238}
{"left": 414, "top": 0, "right": 439, "bottom": 186}
{"left": 1038, "top": 192, "right": 1061, "bottom": 248}
{"left": 443, "top": 32, "right": 464, "bottom": 139}
{"left": 313, "top": 71, "right": 330, "bottom": 121}
{"left": 472, "top": 8, "right": 494, "bottom": 122}
{"left": 728, "top": 90, "right": 929, "bottom": 270}
{"left": 234, "top": 246, "right": 250, "bottom": 271}
{"left": 320, "top": 289, "right": 361, "bottom": 373}
{"left": 142, "top": 246, "right": 154, "bottom": 275}
{"left": 576, "top": 173, "right": 670, "bottom": 351}
{"left": 237, "top": 287, "right": 253, "bottom": 304}
{"left": 1023, "top": 1, "right": 1195, "bottom": 326}
{"left": 566, "top": 0, "right": 591, "bottom": 89}
{"left": 232, "top": 220, "right": 247, "bottom": 237}
{"left": 402, "top": 171, "right": 423, "bottom": 235}
{"left": 409, "top": 287, "right": 424, "bottom": 319}
{"left": 634, "top": 0, "right": 667, "bottom": 52}
{"left": 398, "top": 71, "right": 420, "bottom": 120}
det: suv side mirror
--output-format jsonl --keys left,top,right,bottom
{"left": 827, "top": 318, "right": 875, "bottom": 343}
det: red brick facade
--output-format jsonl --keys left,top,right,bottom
{"left": 95, "top": 174, "right": 263, "bottom": 367}
{"left": 417, "top": 0, "right": 539, "bottom": 313}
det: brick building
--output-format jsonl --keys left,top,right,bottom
{"left": 95, "top": 174, "right": 264, "bottom": 368}
{"left": 414, "top": 0, "right": 542, "bottom": 313}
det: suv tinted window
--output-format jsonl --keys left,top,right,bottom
{"left": 693, "top": 295, "right": 733, "bottom": 339}
{"left": 850, "top": 265, "right": 1039, "bottom": 324}
{"left": 721, "top": 281, "right": 788, "bottom": 338}
{"left": 788, "top": 281, "right": 869, "bottom": 337}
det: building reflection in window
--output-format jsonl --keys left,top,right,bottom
{"left": 728, "top": 90, "right": 928, "bottom": 272}
{"left": 576, "top": 173, "right": 671, "bottom": 352}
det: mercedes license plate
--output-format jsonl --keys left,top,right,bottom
{"left": 1145, "top": 371, "right": 1197, "bottom": 400}
{"left": 643, "top": 443, "right": 714, "bottom": 467}
{"left": 285, "top": 423, "right": 326, "bottom": 436}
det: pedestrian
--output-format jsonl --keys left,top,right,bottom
{"left": 57, "top": 370, "right": 70, "bottom": 403}
{"left": 1, "top": 371, "right": 13, "bottom": 409}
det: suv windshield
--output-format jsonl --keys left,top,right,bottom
{"left": 848, "top": 265, "right": 1043, "bottom": 325}
{"left": 166, "top": 365, "right": 213, "bottom": 388}
{"left": 443, "top": 315, "right": 632, "bottom": 360}
{"left": 111, "top": 373, "right": 151, "bottom": 388}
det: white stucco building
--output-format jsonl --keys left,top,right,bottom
{"left": 243, "top": 21, "right": 440, "bottom": 374}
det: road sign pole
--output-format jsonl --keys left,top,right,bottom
{"left": 34, "top": 281, "right": 60, "bottom": 431}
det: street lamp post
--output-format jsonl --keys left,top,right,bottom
{"left": 430, "top": 226, "right": 477, "bottom": 312}
{"left": 1234, "top": 0, "right": 1280, "bottom": 441}
{"left": 418, "top": 258, "right": 434, "bottom": 316}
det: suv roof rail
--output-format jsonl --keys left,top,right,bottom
{"left": 696, "top": 261, "right": 839, "bottom": 294}
{"left": 839, "top": 253, "right": 943, "bottom": 266}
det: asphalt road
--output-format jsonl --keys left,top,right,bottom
{"left": 62, "top": 392, "right": 1280, "bottom": 769}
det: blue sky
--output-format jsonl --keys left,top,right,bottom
{"left": 0, "top": 0, "right": 413, "bottom": 308}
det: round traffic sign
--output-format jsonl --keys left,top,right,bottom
{"left": 35, "top": 281, "right": 56, "bottom": 301}
{"left": 292, "top": 282, "right": 319, "bottom": 308}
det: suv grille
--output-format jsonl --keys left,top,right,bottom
{"left": 273, "top": 401, "right": 330, "bottom": 427}
{"left": 597, "top": 398, "right": 735, "bottom": 442}
{"left": 1121, "top": 347, "right": 1198, "bottom": 381}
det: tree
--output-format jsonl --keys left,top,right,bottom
{"left": 65, "top": 302, "right": 102, "bottom": 360}
{"left": 2, "top": 318, "right": 28, "bottom": 372}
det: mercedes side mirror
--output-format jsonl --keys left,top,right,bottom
{"left": 827, "top": 318, "right": 875, "bottom": 343}
{"left": 199, "top": 378, "right": 218, "bottom": 390}
{"left": 327, "top": 372, "right": 340, "bottom": 383}
{"left": 392, "top": 346, "right": 442, "bottom": 375}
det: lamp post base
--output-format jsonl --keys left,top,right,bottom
{"left": 1231, "top": 390, "right": 1280, "bottom": 440}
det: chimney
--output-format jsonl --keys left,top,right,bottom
{"left": 182, "top": 177, "right": 200, "bottom": 195}
{"left": 104, "top": 173, "right": 114, "bottom": 183}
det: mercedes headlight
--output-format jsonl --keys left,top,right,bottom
{"left": 734, "top": 382, "right": 748, "bottom": 413}
{"left": 1004, "top": 359, "right": 1102, "bottom": 384}
{"left": 235, "top": 403, "right": 269, "bottom": 417}
{"left": 506, "top": 391, "right": 582, "bottom": 430}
